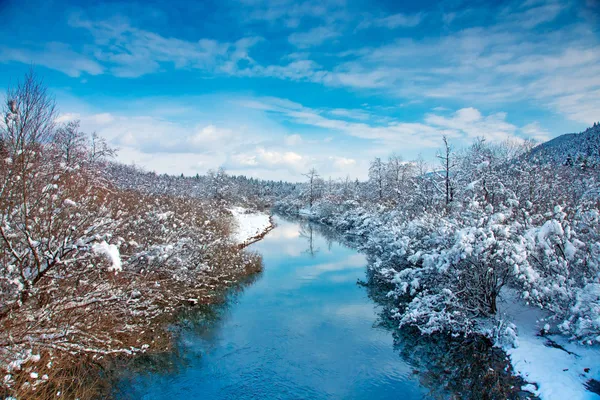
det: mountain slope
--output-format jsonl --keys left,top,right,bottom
{"left": 528, "top": 123, "right": 600, "bottom": 168}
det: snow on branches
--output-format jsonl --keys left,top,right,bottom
{"left": 274, "top": 134, "right": 600, "bottom": 344}
{"left": 0, "top": 72, "right": 263, "bottom": 399}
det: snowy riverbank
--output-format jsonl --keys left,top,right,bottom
{"left": 275, "top": 204, "right": 600, "bottom": 400}
{"left": 229, "top": 207, "right": 274, "bottom": 247}
{"left": 498, "top": 289, "right": 600, "bottom": 399}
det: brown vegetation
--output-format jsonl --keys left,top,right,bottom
{"left": 0, "top": 71, "right": 263, "bottom": 399}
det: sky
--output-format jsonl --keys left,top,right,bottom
{"left": 0, "top": 0, "right": 599, "bottom": 181}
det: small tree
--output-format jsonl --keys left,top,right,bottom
{"left": 303, "top": 168, "right": 320, "bottom": 207}
{"left": 207, "top": 167, "right": 229, "bottom": 200}
{"left": 436, "top": 136, "right": 456, "bottom": 206}
{"left": 369, "top": 157, "right": 385, "bottom": 201}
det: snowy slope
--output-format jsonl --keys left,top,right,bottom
{"left": 229, "top": 207, "right": 273, "bottom": 245}
{"left": 528, "top": 123, "right": 600, "bottom": 167}
{"left": 498, "top": 289, "right": 600, "bottom": 400}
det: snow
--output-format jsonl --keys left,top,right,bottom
{"left": 62, "top": 199, "right": 77, "bottom": 207}
{"left": 229, "top": 207, "right": 272, "bottom": 245}
{"left": 498, "top": 288, "right": 600, "bottom": 400}
{"left": 156, "top": 211, "right": 173, "bottom": 221}
{"left": 91, "top": 241, "right": 122, "bottom": 272}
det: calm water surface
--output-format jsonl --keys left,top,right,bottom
{"left": 117, "top": 215, "right": 427, "bottom": 399}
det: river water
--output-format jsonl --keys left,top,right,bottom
{"left": 115, "top": 215, "right": 428, "bottom": 399}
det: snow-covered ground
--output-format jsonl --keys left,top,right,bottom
{"left": 229, "top": 207, "right": 273, "bottom": 245}
{"left": 498, "top": 289, "right": 600, "bottom": 400}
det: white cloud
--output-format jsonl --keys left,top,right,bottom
{"left": 241, "top": 97, "right": 497, "bottom": 147}
{"left": 238, "top": 59, "right": 327, "bottom": 81}
{"left": 509, "top": 1, "right": 565, "bottom": 28}
{"left": 241, "top": 97, "right": 556, "bottom": 154}
{"left": 90, "top": 113, "right": 115, "bottom": 125}
{"left": 240, "top": 0, "right": 348, "bottom": 28}
{"left": 65, "top": 13, "right": 261, "bottom": 78}
{"left": 284, "top": 134, "right": 303, "bottom": 146}
{"left": 424, "top": 108, "right": 518, "bottom": 142}
{"left": 229, "top": 147, "right": 306, "bottom": 172}
{"left": 188, "top": 125, "right": 234, "bottom": 147}
{"left": 328, "top": 108, "right": 371, "bottom": 121}
{"left": 357, "top": 12, "right": 424, "bottom": 29}
{"left": 55, "top": 112, "right": 81, "bottom": 123}
{"left": 114, "top": 146, "right": 225, "bottom": 176}
{"left": 329, "top": 156, "right": 356, "bottom": 169}
{"left": 0, "top": 42, "right": 103, "bottom": 78}
{"left": 66, "top": 103, "right": 338, "bottom": 179}
{"left": 289, "top": 26, "right": 340, "bottom": 48}
{"left": 521, "top": 122, "right": 552, "bottom": 142}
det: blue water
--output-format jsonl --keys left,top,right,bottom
{"left": 117, "top": 216, "right": 427, "bottom": 399}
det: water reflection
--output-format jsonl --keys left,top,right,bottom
{"left": 291, "top": 218, "right": 536, "bottom": 400}
{"left": 115, "top": 215, "right": 531, "bottom": 400}
{"left": 113, "top": 275, "right": 261, "bottom": 395}
{"left": 114, "top": 216, "right": 427, "bottom": 399}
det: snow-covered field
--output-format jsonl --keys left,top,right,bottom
{"left": 498, "top": 289, "right": 600, "bottom": 400}
{"left": 229, "top": 207, "right": 273, "bottom": 245}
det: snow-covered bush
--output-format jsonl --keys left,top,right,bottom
{"left": 275, "top": 135, "right": 600, "bottom": 342}
{"left": 512, "top": 204, "right": 600, "bottom": 343}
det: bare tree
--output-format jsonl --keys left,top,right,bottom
{"left": 2, "top": 69, "right": 57, "bottom": 151}
{"left": 386, "top": 154, "right": 414, "bottom": 203}
{"left": 54, "top": 120, "right": 87, "bottom": 166}
{"left": 436, "top": 136, "right": 456, "bottom": 206}
{"left": 303, "top": 168, "right": 320, "bottom": 207}
{"left": 369, "top": 157, "right": 385, "bottom": 201}
{"left": 88, "top": 131, "right": 115, "bottom": 167}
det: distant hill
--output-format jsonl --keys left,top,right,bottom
{"left": 528, "top": 123, "right": 600, "bottom": 169}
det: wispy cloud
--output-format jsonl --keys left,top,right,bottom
{"left": 357, "top": 12, "right": 424, "bottom": 29}
{"left": 0, "top": 42, "right": 103, "bottom": 77}
{"left": 66, "top": 13, "right": 263, "bottom": 78}
{"left": 238, "top": 0, "right": 349, "bottom": 28}
{"left": 228, "top": 147, "right": 306, "bottom": 172}
{"left": 1, "top": 0, "right": 598, "bottom": 180}
{"left": 521, "top": 122, "right": 552, "bottom": 142}
{"left": 289, "top": 26, "right": 340, "bottom": 48}
{"left": 239, "top": 96, "right": 538, "bottom": 147}
{"left": 505, "top": 0, "right": 565, "bottom": 28}
{"left": 3, "top": 0, "right": 598, "bottom": 126}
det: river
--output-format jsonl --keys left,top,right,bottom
{"left": 115, "top": 215, "right": 428, "bottom": 399}
{"left": 115, "top": 215, "right": 523, "bottom": 399}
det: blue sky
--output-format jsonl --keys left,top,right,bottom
{"left": 1, "top": 0, "right": 599, "bottom": 180}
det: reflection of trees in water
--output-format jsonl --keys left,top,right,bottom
{"left": 283, "top": 214, "right": 360, "bottom": 255}
{"left": 361, "top": 277, "right": 538, "bottom": 400}
{"left": 110, "top": 273, "right": 262, "bottom": 397}
{"left": 278, "top": 214, "right": 535, "bottom": 399}
{"left": 299, "top": 224, "right": 319, "bottom": 257}
{"left": 117, "top": 215, "right": 537, "bottom": 399}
